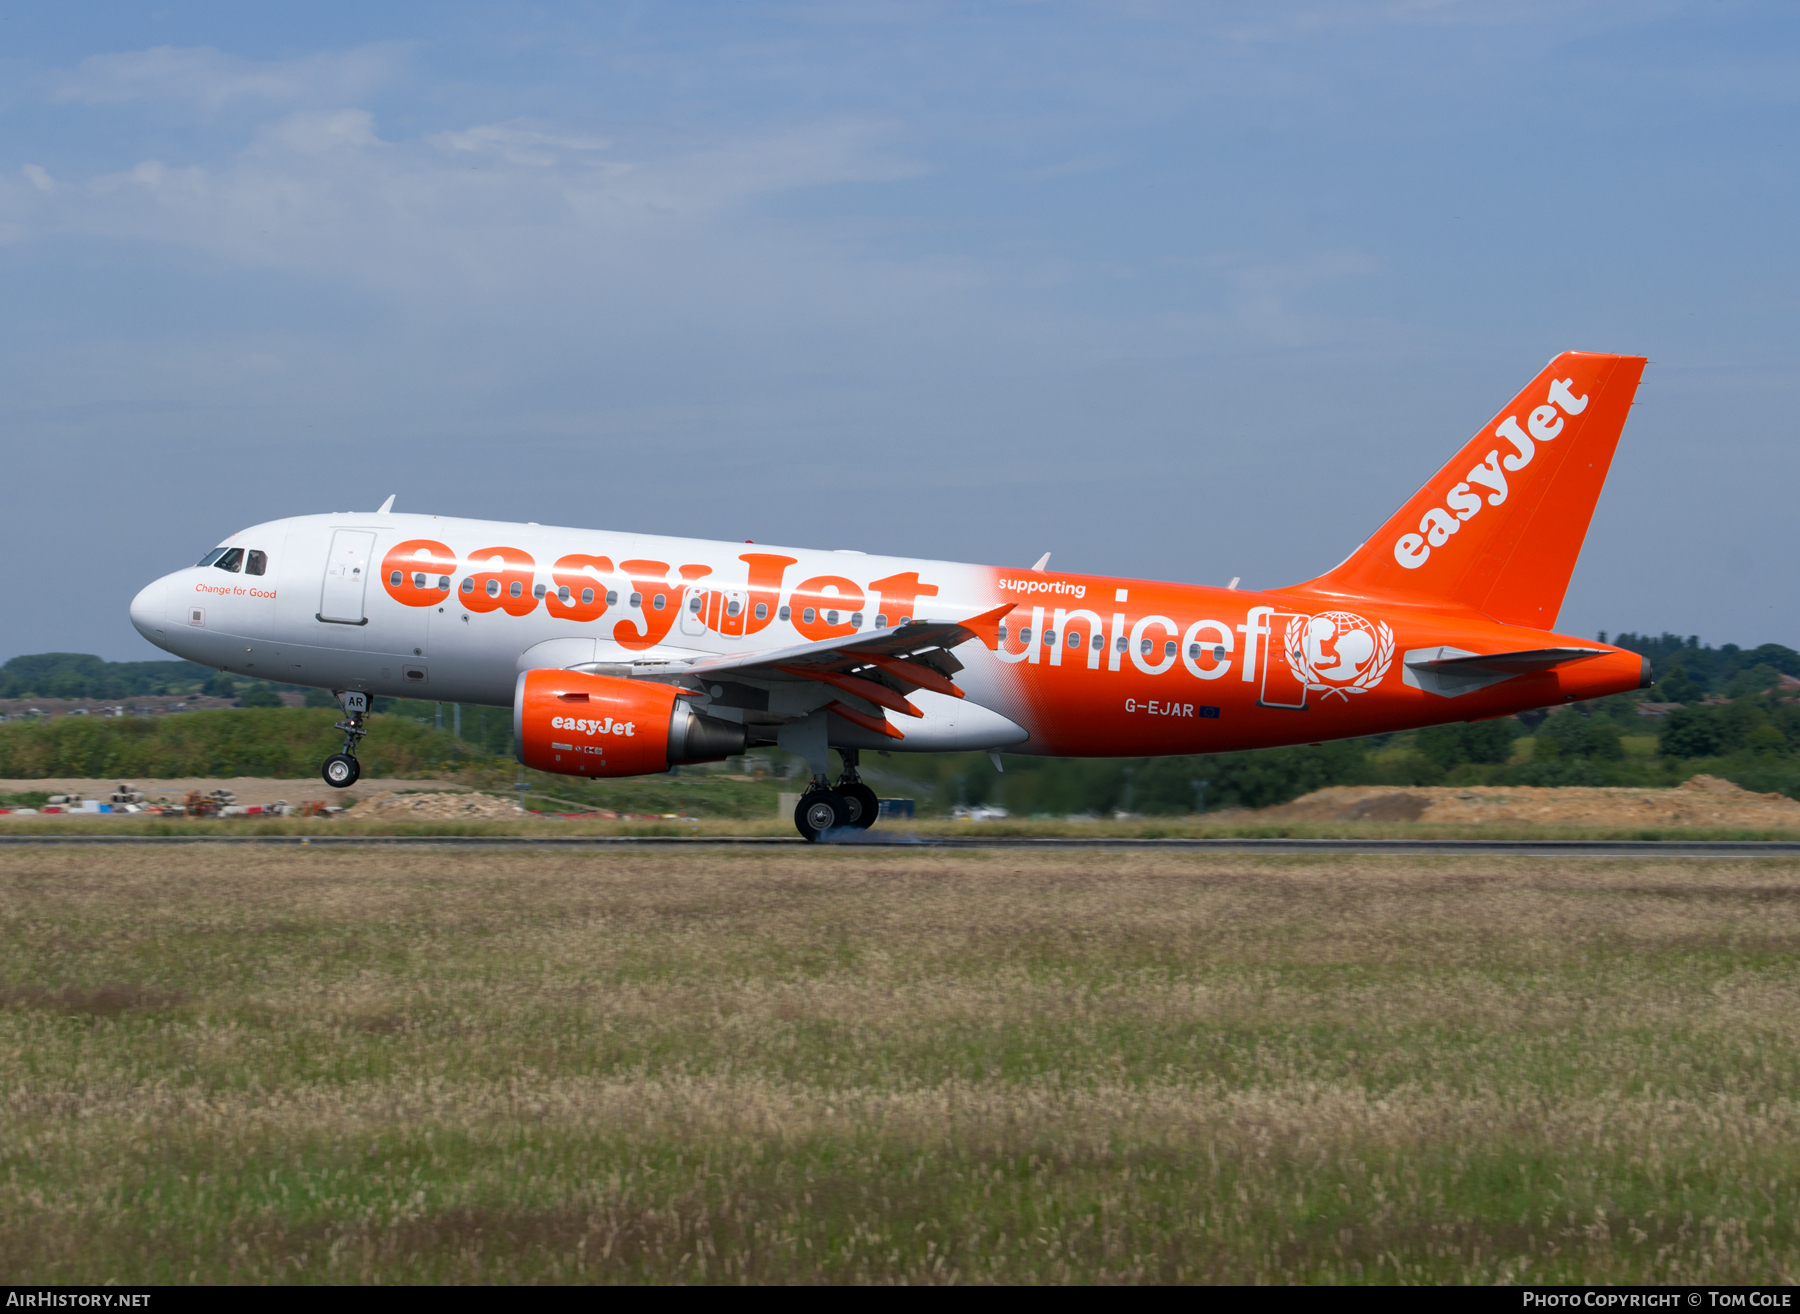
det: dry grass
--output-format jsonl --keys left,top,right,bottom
{"left": 4, "top": 847, "right": 1800, "bottom": 1283}
{"left": 8, "top": 814, "right": 1800, "bottom": 840}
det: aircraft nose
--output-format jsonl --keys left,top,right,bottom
{"left": 129, "top": 578, "right": 167, "bottom": 642}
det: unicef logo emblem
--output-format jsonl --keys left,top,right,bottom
{"left": 1283, "top": 611, "right": 1395, "bottom": 700}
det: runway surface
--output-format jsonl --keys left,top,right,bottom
{"left": 2, "top": 834, "right": 1799, "bottom": 856}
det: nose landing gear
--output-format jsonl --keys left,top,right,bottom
{"left": 321, "top": 691, "right": 369, "bottom": 789}
{"left": 792, "top": 748, "right": 881, "bottom": 842}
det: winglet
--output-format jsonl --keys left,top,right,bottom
{"left": 377, "top": 494, "right": 396, "bottom": 514}
{"left": 949, "top": 602, "right": 1015, "bottom": 651}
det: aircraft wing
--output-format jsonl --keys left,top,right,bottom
{"left": 652, "top": 603, "right": 1011, "bottom": 680}
{"left": 619, "top": 603, "right": 1016, "bottom": 738}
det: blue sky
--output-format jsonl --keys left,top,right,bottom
{"left": 3, "top": 2, "right": 1796, "bottom": 661}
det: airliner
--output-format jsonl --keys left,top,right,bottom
{"left": 130, "top": 351, "right": 1650, "bottom": 839}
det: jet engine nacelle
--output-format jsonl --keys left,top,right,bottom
{"left": 513, "top": 668, "right": 746, "bottom": 777}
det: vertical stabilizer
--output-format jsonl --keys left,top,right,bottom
{"left": 1291, "top": 351, "right": 1646, "bottom": 628}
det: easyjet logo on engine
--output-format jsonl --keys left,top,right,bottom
{"left": 551, "top": 715, "right": 637, "bottom": 737}
{"left": 1393, "top": 376, "right": 1588, "bottom": 570}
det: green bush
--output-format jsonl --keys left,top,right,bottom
{"left": 0, "top": 709, "right": 471, "bottom": 778}
{"left": 1536, "top": 712, "right": 1623, "bottom": 761}
{"left": 0, "top": 653, "right": 211, "bottom": 700}
{"left": 1416, "top": 719, "right": 1515, "bottom": 768}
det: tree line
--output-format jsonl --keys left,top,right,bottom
{"left": 5, "top": 634, "right": 1799, "bottom": 812}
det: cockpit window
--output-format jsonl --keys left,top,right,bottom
{"left": 196, "top": 548, "right": 230, "bottom": 568}
{"left": 245, "top": 550, "right": 267, "bottom": 577}
{"left": 214, "top": 548, "right": 244, "bottom": 573}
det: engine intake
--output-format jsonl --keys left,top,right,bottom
{"left": 513, "top": 668, "right": 746, "bottom": 777}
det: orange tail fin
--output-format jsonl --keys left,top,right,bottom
{"left": 1291, "top": 351, "right": 1646, "bottom": 628}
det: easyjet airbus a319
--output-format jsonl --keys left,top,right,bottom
{"left": 131, "top": 351, "right": 1650, "bottom": 839}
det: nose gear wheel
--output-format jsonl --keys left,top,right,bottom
{"left": 322, "top": 753, "right": 360, "bottom": 788}
{"left": 321, "top": 695, "right": 370, "bottom": 789}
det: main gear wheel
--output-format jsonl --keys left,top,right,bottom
{"left": 834, "top": 781, "right": 879, "bottom": 830}
{"left": 794, "top": 790, "right": 848, "bottom": 842}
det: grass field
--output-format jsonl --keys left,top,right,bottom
{"left": 5, "top": 846, "right": 1800, "bottom": 1283}
{"left": 7, "top": 814, "right": 1800, "bottom": 841}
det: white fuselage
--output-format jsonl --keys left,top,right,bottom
{"left": 130, "top": 511, "right": 1031, "bottom": 753}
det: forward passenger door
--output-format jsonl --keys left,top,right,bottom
{"left": 318, "top": 530, "right": 375, "bottom": 625}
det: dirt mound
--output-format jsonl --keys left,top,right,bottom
{"left": 1261, "top": 779, "right": 1800, "bottom": 828}
{"left": 352, "top": 791, "right": 524, "bottom": 820}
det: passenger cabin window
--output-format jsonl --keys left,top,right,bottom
{"left": 486, "top": 580, "right": 502, "bottom": 598}
{"left": 558, "top": 586, "right": 572, "bottom": 603}
{"left": 1163, "top": 640, "right": 1176, "bottom": 658}
{"left": 533, "top": 583, "right": 546, "bottom": 599}
{"left": 1091, "top": 634, "right": 1103, "bottom": 651}
{"left": 461, "top": 578, "right": 474, "bottom": 594}
{"left": 1140, "top": 639, "right": 1152, "bottom": 655}
{"left": 726, "top": 600, "right": 741, "bottom": 617}
{"left": 779, "top": 605, "right": 791, "bottom": 621}
{"left": 213, "top": 548, "right": 244, "bottom": 573}
{"left": 1116, "top": 636, "right": 1128, "bottom": 653}
{"left": 605, "top": 590, "right": 618, "bottom": 606}
{"left": 875, "top": 613, "right": 887, "bottom": 628}
{"left": 509, "top": 581, "right": 524, "bottom": 598}
{"left": 438, "top": 576, "right": 450, "bottom": 590}
{"left": 1067, "top": 631, "right": 1081, "bottom": 648}
{"left": 1043, "top": 629, "right": 1056, "bottom": 646}
{"left": 578, "top": 588, "right": 592, "bottom": 605}
{"left": 755, "top": 602, "right": 768, "bottom": 620}
{"left": 825, "top": 610, "right": 840, "bottom": 626}
{"left": 850, "top": 612, "right": 863, "bottom": 627}
{"left": 997, "top": 624, "right": 1007, "bottom": 642}
{"left": 654, "top": 593, "right": 667, "bottom": 611}
{"left": 629, "top": 592, "right": 643, "bottom": 608}
{"left": 245, "top": 550, "right": 267, "bottom": 576}
{"left": 802, "top": 607, "right": 816, "bottom": 624}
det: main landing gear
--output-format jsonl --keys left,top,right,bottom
{"left": 322, "top": 691, "right": 369, "bottom": 789}
{"left": 793, "top": 748, "right": 881, "bottom": 842}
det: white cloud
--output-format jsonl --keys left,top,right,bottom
{"left": 49, "top": 44, "right": 403, "bottom": 110}
{"left": 253, "top": 110, "right": 383, "bottom": 156}
{"left": 431, "top": 122, "right": 615, "bottom": 168}
{"left": 0, "top": 105, "right": 939, "bottom": 336}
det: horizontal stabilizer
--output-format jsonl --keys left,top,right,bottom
{"left": 1402, "top": 645, "right": 1607, "bottom": 699}
{"left": 1411, "top": 647, "right": 1607, "bottom": 676}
